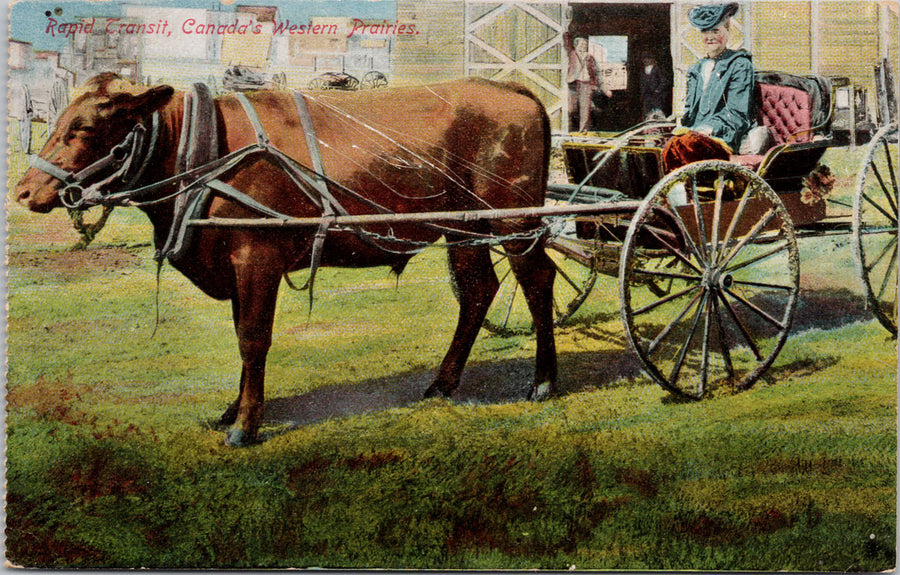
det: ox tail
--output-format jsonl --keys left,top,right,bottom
{"left": 504, "top": 81, "right": 552, "bottom": 204}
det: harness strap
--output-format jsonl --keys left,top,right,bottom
{"left": 205, "top": 179, "right": 291, "bottom": 220}
{"left": 127, "top": 113, "right": 160, "bottom": 188}
{"left": 291, "top": 91, "right": 335, "bottom": 301}
{"left": 235, "top": 92, "right": 270, "bottom": 146}
{"left": 160, "top": 83, "right": 219, "bottom": 262}
{"left": 175, "top": 90, "right": 194, "bottom": 173}
{"left": 292, "top": 91, "right": 328, "bottom": 185}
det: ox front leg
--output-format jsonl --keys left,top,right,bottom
{"left": 505, "top": 240, "right": 558, "bottom": 400}
{"left": 223, "top": 260, "right": 282, "bottom": 447}
{"left": 424, "top": 245, "right": 498, "bottom": 399}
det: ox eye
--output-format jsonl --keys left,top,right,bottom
{"left": 65, "top": 124, "right": 96, "bottom": 144}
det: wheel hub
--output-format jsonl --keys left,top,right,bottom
{"left": 702, "top": 267, "right": 733, "bottom": 291}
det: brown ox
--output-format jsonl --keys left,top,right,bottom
{"left": 15, "top": 74, "right": 557, "bottom": 446}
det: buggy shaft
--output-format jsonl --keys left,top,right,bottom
{"left": 187, "top": 200, "right": 645, "bottom": 229}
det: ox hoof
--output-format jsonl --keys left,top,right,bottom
{"left": 218, "top": 405, "right": 238, "bottom": 428}
{"left": 225, "top": 428, "right": 257, "bottom": 448}
{"left": 527, "top": 382, "right": 554, "bottom": 402}
{"left": 423, "top": 382, "right": 454, "bottom": 400}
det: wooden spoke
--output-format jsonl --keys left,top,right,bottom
{"left": 634, "top": 284, "right": 700, "bottom": 317}
{"left": 720, "top": 180, "right": 756, "bottom": 252}
{"left": 719, "top": 209, "right": 777, "bottom": 271}
{"left": 716, "top": 290, "right": 763, "bottom": 361}
{"left": 723, "top": 287, "right": 786, "bottom": 330}
{"left": 710, "top": 172, "right": 726, "bottom": 265}
{"left": 647, "top": 289, "right": 705, "bottom": 356}
{"left": 710, "top": 292, "right": 735, "bottom": 380}
{"left": 643, "top": 224, "right": 705, "bottom": 276}
{"left": 668, "top": 292, "right": 708, "bottom": 387}
{"left": 500, "top": 280, "right": 518, "bottom": 329}
{"left": 865, "top": 235, "right": 898, "bottom": 274}
{"left": 664, "top": 193, "right": 707, "bottom": 266}
{"left": 861, "top": 185, "right": 898, "bottom": 224}
{"left": 724, "top": 242, "right": 790, "bottom": 274}
{"left": 875, "top": 139, "right": 899, "bottom": 216}
{"left": 690, "top": 174, "right": 712, "bottom": 263}
{"left": 729, "top": 279, "right": 796, "bottom": 291}
{"left": 699, "top": 295, "right": 714, "bottom": 396}
{"left": 632, "top": 267, "right": 702, "bottom": 282}
{"left": 875, "top": 243, "right": 898, "bottom": 302}
{"left": 553, "top": 258, "right": 587, "bottom": 292}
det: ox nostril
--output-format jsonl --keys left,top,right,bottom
{"left": 16, "top": 188, "right": 32, "bottom": 204}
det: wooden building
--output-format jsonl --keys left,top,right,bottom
{"left": 393, "top": 0, "right": 900, "bottom": 132}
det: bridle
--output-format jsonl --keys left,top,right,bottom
{"left": 28, "top": 112, "right": 160, "bottom": 209}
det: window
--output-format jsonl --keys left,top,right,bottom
{"left": 589, "top": 35, "right": 628, "bottom": 91}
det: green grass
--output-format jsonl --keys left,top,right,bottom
{"left": 5, "top": 138, "right": 896, "bottom": 570}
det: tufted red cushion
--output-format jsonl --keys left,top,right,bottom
{"left": 758, "top": 84, "right": 812, "bottom": 144}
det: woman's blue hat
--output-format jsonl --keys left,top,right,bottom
{"left": 689, "top": 3, "right": 739, "bottom": 31}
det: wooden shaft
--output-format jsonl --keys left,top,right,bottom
{"left": 187, "top": 200, "right": 644, "bottom": 229}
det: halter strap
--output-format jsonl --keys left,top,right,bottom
{"left": 29, "top": 154, "right": 74, "bottom": 183}
{"left": 29, "top": 115, "right": 159, "bottom": 209}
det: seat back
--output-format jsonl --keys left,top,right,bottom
{"left": 757, "top": 83, "right": 813, "bottom": 144}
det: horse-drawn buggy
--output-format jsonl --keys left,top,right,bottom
{"left": 15, "top": 65, "right": 897, "bottom": 445}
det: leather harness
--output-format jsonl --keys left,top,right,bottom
{"left": 31, "top": 84, "right": 352, "bottom": 296}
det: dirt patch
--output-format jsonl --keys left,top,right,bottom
{"left": 8, "top": 246, "right": 143, "bottom": 281}
{"left": 280, "top": 321, "right": 389, "bottom": 340}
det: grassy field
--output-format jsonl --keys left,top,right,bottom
{"left": 5, "top": 130, "right": 897, "bottom": 569}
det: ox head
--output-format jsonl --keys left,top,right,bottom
{"left": 15, "top": 73, "right": 174, "bottom": 213}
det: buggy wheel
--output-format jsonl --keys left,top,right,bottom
{"left": 478, "top": 238, "right": 598, "bottom": 335}
{"left": 852, "top": 124, "right": 899, "bottom": 335}
{"left": 363, "top": 71, "right": 388, "bottom": 89}
{"left": 620, "top": 160, "right": 800, "bottom": 398}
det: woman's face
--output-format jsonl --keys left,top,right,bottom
{"left": 702, "top": 23, "right": 729, "bottom": 58}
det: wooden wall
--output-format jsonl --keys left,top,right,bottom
{"left": 392, "top": 0, "right": 466, "bottom": 86}
{"left": 391, "top": 1, "right": 898, "bottom": 129}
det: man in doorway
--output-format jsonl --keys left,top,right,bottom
{"left": 663, "top": 2, "right": 754, "bottom": 171}
{"left": 640, "top": 52, "right": 667, "bottom": 120}
{"left": 566, "top": 34, "right": 613, "bottom": 132}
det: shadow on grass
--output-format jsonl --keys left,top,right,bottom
{"left": 262, "top": 346, "right": 647, "bottom": 430}
{"left": 260, "top": 287, "right": 874, "bottom": 432}
{"left": 792, "top": 288, "right": 875, "bottom": 332}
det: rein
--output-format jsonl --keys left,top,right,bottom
{"left": 28, "top": 84, "right": 549, "bottom": 269}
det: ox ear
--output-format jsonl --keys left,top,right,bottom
{"left": 101, "top": 84, "right": 175, "bottom": 118}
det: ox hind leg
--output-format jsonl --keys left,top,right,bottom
{"left": 220, "top": 253, "right": 283, "bottom": 447}
{"left": 503, "top": 236, "right": 558, "bottom": 400}
{"left": 424, "top": 243, "right": 498, "bottom": 398}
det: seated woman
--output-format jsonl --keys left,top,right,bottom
{"left": 663, "top": 2, "right": 754, "bottom": 172}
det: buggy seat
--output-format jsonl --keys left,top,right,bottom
{"left": 732, "top": 72, "right": 832, "bottom": 172}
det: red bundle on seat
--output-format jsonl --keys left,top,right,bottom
{"left": 662, "top": 130, "right": 732, "bottom": 173}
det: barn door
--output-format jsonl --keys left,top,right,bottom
{"left": 670, "top": 1, "right": 752, "bottom": 116}
{"left": 465, "top": 0, "right": 568, "bottom": 130}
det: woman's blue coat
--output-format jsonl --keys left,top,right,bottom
{"left": 682, "top": 49, "right": 754, "bottom": 150}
